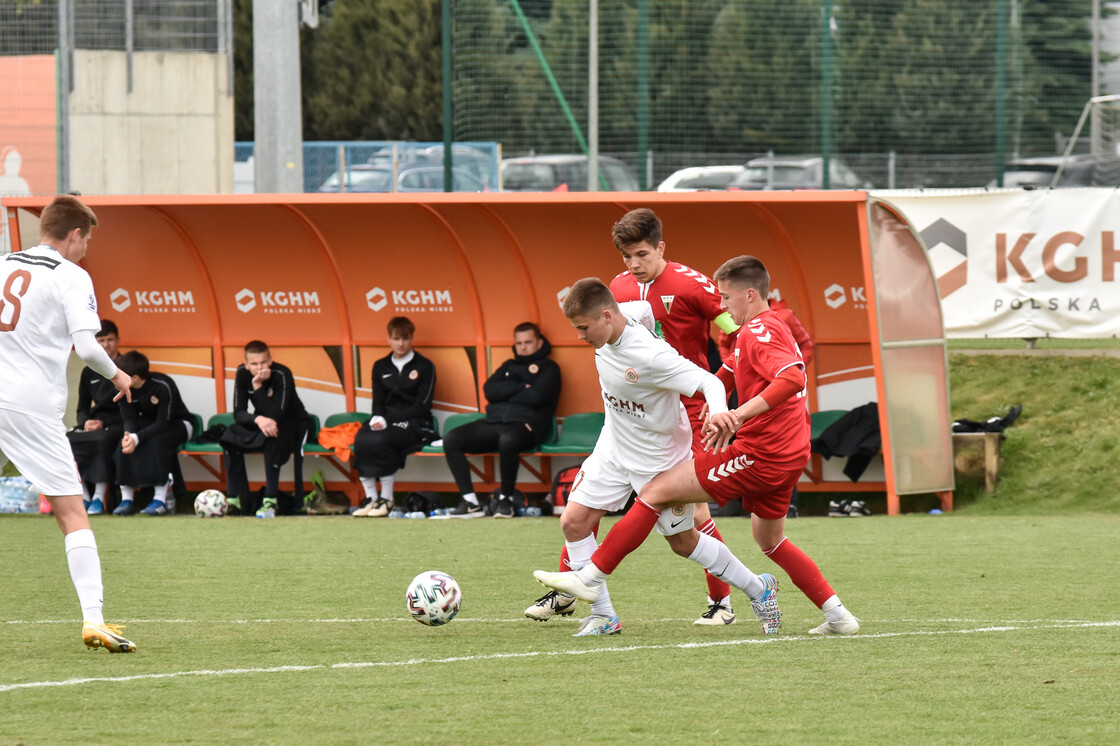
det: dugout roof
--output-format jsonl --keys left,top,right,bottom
{"left": 3, "top": 191, "right": 953, "bottom": 512}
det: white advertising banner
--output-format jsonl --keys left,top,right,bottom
{"left": 875, "top": 189, "right": 1120, "bottom": 338}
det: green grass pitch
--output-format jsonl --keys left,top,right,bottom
{"left": 1, "top": 513, "right": 1118, "bottom": 744}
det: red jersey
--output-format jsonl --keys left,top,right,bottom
{"left": 732, "top": 308, "right": 811, "bottom": 467}
{"left": 610, "top": 260, "right": 725, "bottom": 370}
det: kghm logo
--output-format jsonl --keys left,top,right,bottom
{"left": 110, "top": 287, "right": 196, "bottom": 314}
{"left": 602, "top": 392, "right": 646, "bottom": 418}
{"left": 921, "top": 218, "right": 968, "bottom": 299}
{"left": 235, "top": 288, "right": 322, "bottom": 315}
{"left": 366, "top": 286, "right": 454, "bottom": 313}
{"left": 823, "top": 282, "right": 866, "bottom": 310}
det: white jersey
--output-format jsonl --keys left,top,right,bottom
{"left": 0, "top": 244, "right": 101, "bottom": 421}
{"left": 593, "top": 318, "right": 708, "bottom": 474}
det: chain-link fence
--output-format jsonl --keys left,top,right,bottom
{"left": 450, "top": 0, "right": 1109, "bottom": 189}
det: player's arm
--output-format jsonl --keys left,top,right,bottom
{"left": 704, "top": 365, "right": 804, "bottom": 451}
{"left": 72, "top": 329, "right": 131, "bottom": 403}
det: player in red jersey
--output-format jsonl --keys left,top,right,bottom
{"left": 525, "top": 208, "right": 743, "bottom": 627}
{"left": 535, "top": 255, "right": 859, "bottom": 635}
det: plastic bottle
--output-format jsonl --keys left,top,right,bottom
{"left": 516, "top": 506, "right": 542, "bottom": 517}
{"left": 405, "top": 510, "right": 427, "bottom": 519}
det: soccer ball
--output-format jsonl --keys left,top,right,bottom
{"left": 405, "top": 570, "right": 462, "bottom": 626}
{"left": 194, "top": 489, "right": 228, "bottom": 518}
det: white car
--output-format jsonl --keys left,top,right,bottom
{"left": 657, "top": 165, "right": 746, "bottom": 192}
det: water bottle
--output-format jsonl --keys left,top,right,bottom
{"left": 388, "top": 508, "right": 405, "bottom": 519}
{"left": 523, "top": 506, "right": 542, "bottom": 517}
{"left": 430, "top": 507, "right": 449, "bottom": 517}
{"left": 405, "top": 510, "right": 427, "bottom": 519}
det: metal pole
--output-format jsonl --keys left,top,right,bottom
{"left": 637, "top": 0, "right": 649, "bottom": 189}
{"left": 995, "top": 0, "right": 1006, "bottom": 186}
{"left": 820, "top": 0, "right": 833, "bottom": 189}
{"left": 588, "top": 0, "right": 598, "bottom": 191}
{"left": 252, "top": 0, "right": 304, "bottom": 193}
{"left": 58, "top": 0, "right": 71, "bottom": 193}
{"left": 125, "top": 0, "right": 134, "bottom": 93}
{"left": 1091, "top": 0, "right": 1101, "bottom": 154}
{"left": 442, "top": 0, "right": 453, "bottom": 192}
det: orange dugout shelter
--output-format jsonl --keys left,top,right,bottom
{"left": 3, "top": 192, "right": 954, "bottom": 513}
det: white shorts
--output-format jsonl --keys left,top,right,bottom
{"left": 567, "top": 449, "right": 695, "bottom": 536}
{"left": 0, "top": 408, "right": 83, "bottom": 496}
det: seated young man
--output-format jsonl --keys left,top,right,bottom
{"left": 219, "top": 340, "right": 311, "bottom": 518}
{"left": 352, "top": 316, "right": 438, "bottom": 517}
{"left": 67, "top": 318, "right": 123, "bottom": 514}
{"left": 112, "top": 352, "right": 194, "bottom": 515}
{"left": 442, "top": 322, "right": 561, "bottom": 518}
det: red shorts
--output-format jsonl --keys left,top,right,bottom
{"left": 692, "top": 442, "right": 804, "bottom": 520}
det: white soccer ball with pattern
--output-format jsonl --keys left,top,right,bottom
{"left": 194, "top": 489, "right": 228, "bottom": 517}
{"left": 405, "top": 570, "right": 462, "bottom": 626}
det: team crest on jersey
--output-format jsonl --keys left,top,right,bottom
{"left": 671, "top": 505, "right": 686, "bottom": 517}
{"left": 150, "top": 396, "right": 159, "bottom": 405}
{"left": 624, "top": 367, "right": 639, "bottom": 383}
{"left": 409, "top": 369, "right": 418, "bottom": 380}
{"left": 528, "top": 363, "right": 539, "bottom": 374}
{"left": 660, "top": 295, "right": 675, "bottom": 314}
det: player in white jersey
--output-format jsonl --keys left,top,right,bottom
{"left": 531, "top": 278, "right": 776, "bottom": 635}
{"left": 0, "top": 195, "right": 137, "bottom": 653}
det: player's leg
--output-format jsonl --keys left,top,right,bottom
{"left": 662, "top": 517, "right": 776, "bottom": 632}
{"left": 690, "top": 501, "right": 735, "bottom": 624}
{"left": 681, "top": 396, "right": 735, "bottom": 619}
{"left": 534, "top": 458, "right": 704, "bottom": 600}
{"left": 749, "top": 469, "right": 859, "bottom": 635}
{"left": 0, "top": 411, "right": 134, "bottom": 652}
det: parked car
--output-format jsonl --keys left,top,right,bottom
{"left": 988, "top": 154, "right": 1120, "bottom": 188}
{"left": 501, "top": 155, "right": 640, "bottom": 191}
{"left": 316, "top": 164, "right": 486, "bottom": 193}
{"left": 657, "top": 165, "right": 746, "bottom": 192}
{"left": 728, "top": 156, "right": 869, "bottom": 190}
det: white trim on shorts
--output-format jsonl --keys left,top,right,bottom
{"left": 568, "top": 449, "right": 696, "bottom": 536}
{"left": 0, "top": 408, "right": 83, "bottom": 496}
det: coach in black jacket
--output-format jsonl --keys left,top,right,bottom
{"left": 443, "top": 322, "right": 561, "bottom": 519}
{"left": 113, "top": 350, "right": 194, "bottom": 515}
{"left": 352, "top": 317, "right": 437, "bottom": 517}
{"left": 68, "top": 319, "right": 123, "bottom": 513}
{"left": 219, "top": 340, "right": 310, "bottom": 517}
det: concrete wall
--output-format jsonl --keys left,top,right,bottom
{"left": 69, "top": 50, "right": 233, "bottom": 195}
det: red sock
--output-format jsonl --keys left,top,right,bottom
{"left": 559, "top": 520, "right": 600, "bottom": 571}
{"left": 697, "top": 519, "right": 732, "bottom": 601}
{"left": 764, "top": 538, "right": 835, "bottom": 608}
{"left": 591, "top": 499, "right": 660, "bottom": 574}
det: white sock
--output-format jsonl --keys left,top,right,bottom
{"left": 81, "top": 483, "right": 91, "bottom": 502}
{"left": 462, "top": 492, "right": 479, "bottom": 506}
{"left": 688, "top": 533, "right": 764, "bottom": 600}
{"left": 153, "top": 482, "right": 170, "bottom": 503}
{"left": 822, "top": 595, "right": 849, "bottom": 622}
{"left": 566, "top": 534, "right": 614, "bottom": 617}
{"left": 64, "top": 529, "right": 105, "bottom": 626}
{"left": 379, "top": 475, "right": 395, "bottom": 502}
{"left": 120, "top": 485, "right": 135, "bottom": 503}
{"left": 359, "top": 477, "right": 378, "bottom": 499}
{"left": 576, "top": 561, "right": 609, "bottom": 584}
{"left": 93, "top": 483, "right": 108, "bottom": 501}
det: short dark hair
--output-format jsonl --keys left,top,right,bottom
{"left": 39, "top": 194, "right": 98, "bottom": 241}
{"left": 244, "top": 340, "right": 270, "bottom": 356}
{"left": 611, "top": 207, "right": 662, "bottom": 251}
{"left": 97, "top": 319, "right": 118, "bottom": 338}
{"left": 117, "top": 350, "right": 149, "bottom": 379}
{"left": 562, "top": 278, "right": 618, "bottom": 319}
{"left": 514, "top": 321, "right": 541, "bottom": 338}
{"left": 386, "top": 316, "right": 415, "bottom": 339}
{"left": 713, "top": 255, "right": 770, "bottom": 296}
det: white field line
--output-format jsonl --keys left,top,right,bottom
{"left": 2, "top": 620, "right": 1118, "bottom": 694}
{"left": 2, "top": 616, "right": 1112, "bottom": 625}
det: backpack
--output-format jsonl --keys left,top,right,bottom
{"left": 405, "top": 491, "right": 446, "bottom": 515}
{"left": 548, "top": 465, "right": 581, "bottom": 514}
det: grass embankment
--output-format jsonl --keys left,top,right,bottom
{"left": 948, "top": 352, "right": 1120, "bottom": 514}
